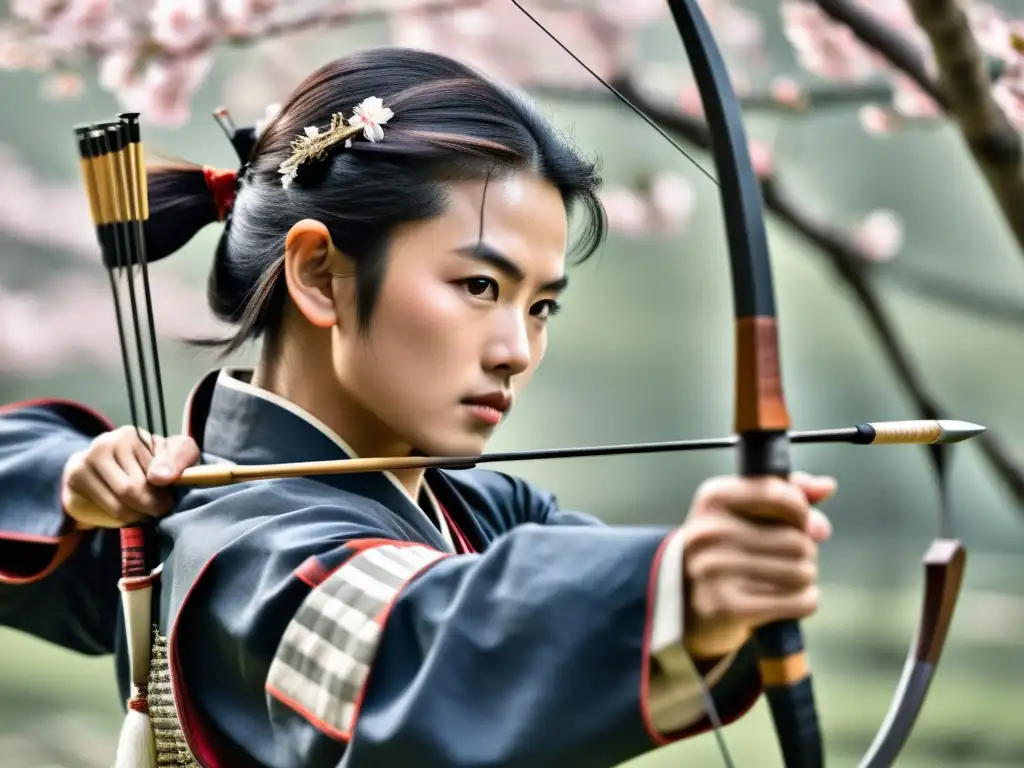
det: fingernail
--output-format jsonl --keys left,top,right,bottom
{"left": 149, "top": 462, "right": 172, "bottom": 479}
{"left": 809, "top": 507, "right": 833, "bottom": 540}
{"left": 817, "top": 476, "right": 838, "bottom": 498}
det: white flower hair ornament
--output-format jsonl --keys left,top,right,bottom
{"left": 278, "top": 96, "right": 394, "bottom": 189}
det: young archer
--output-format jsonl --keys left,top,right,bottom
{"left": 0, "top": 48, "right": 836, "bottom": 767}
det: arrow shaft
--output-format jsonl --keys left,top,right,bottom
{"left": 177, "top": 420, "right": 984, "bottom": 487}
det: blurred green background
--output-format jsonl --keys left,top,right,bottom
{"left": 1, "top": 2, "right": 1022, "bottom": 766}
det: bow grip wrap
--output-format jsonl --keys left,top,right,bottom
{"left": 740, "top": 430, "right": 824, "bottom": 768}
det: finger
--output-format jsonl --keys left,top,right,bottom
{"left": 712, "top": 581, "right": 821, "bottom": 626}
{"left": 96, "top": 425, "right": 151, "bottom": 452}
{"left": 111, "top": 440, "right": 166, "bottom": 516}
{"left": 132, "top": 432, "right": 159, "bottom": 466}
{"left": 83, "top": 427, "right": 152, "bottom": 483}
{"left": 148, "top": 435, "right": 200, "bottom": 484}
{"left": 686, "top": 513, "right": 817, "bottom": 560}
{"left": 687, "top": 548, "right": 818, "bottom": 592}
{"left": 699, "top": 476, "right": 810, "bottom": 528}
{"left": 64, "top": 472, "right": 145, "bottom": 528}
{"left": 789, "top": 471, "right": 837, "bottom": 505}
{"left": 64, "top": 488, "right": 147, "bottom": 529}
{"left": 807, "top": 507, "right": 832, "bottom": 542}
{"left": 742, "top": 584, "right": 820, "bottom": 626}
{"left": 132, "top": 427, "right": 158, "bottom": 454}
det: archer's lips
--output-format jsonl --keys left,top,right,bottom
{"left": 462, "top": 392, "right": 512, "bottom": 427}
{"left": 462, "top": 392, "right": 512, "bottom": 412}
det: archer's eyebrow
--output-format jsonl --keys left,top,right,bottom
{"left": 455, "top": 243, "right": 569, "bottom": 294}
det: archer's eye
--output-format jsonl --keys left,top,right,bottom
{"left": 460, "top": 277, "right": 498, "bottom": 300}
{"left": 531, "top": 299, "right": 562, "bottom": 321}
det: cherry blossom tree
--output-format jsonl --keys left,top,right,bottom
{"left": 3, "top": 0, "right": 1023, "bottom": 250}
{"left": 1, "top": 0, "right": 1023, "bottom": 505}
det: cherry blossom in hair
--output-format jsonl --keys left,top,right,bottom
{"left": 277, "top": 96, "right": 394, "bottom": 189}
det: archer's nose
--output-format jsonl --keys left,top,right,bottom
{"left": 484, "top": 314, "right": 531, "bottom": 376}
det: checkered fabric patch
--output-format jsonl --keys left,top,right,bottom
{"left": 266, "top": 543, "right": 446, "bottom": 737}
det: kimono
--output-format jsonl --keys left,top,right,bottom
{"left": 0, "top": 369, "right": 763, "bottom": 768}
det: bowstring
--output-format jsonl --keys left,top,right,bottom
{"left": 504, "top": 1, "right": 735, "bottom": 765}
{"left": 506, "top": 0, "right": 719, "bottom": 188}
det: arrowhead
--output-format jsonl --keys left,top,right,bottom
{"left": 934, "top": 420, "right": 987, "bottom": 444}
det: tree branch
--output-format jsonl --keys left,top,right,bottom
{"left": 615, "top": 76, "right": 1024, "bottom": 508}
{"left": 814, "top": 0, "right": 946, "bottom": 106}
{"left": 739, "top": 81, "right": 895, "bottom": 111}
{"left": 814, "top": 0, "right": 1024, "bottom": 261}
{"left": 154, "top": 0, "right": 485, "bottom": 61}
{"left": 905, "top": 0, "right": 1024, "bottom": 253}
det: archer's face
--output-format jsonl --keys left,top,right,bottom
{"left": 331, "top": 171, "right": 570, "bottom": 457}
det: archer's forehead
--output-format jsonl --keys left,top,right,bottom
{"left": 423, "top": 173, "right": 570, "bottom": 267}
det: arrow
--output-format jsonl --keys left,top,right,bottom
{"left": 177, "top": 419, "right": 985, "bottom": 487}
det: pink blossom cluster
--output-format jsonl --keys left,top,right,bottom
{"left": 1, "top": 0, "right": 276, "bottom": 125}
{"left": 391, "top": 1, "right": 669, "bottom": 89}
{"left": 780, "top": 0, "right": 1024, "bottom": 134}
{"left": 854, "top": 209, "right": 904, "bottom": 262}
{"left": 600, "top": 173, "right": 697, "bottom": 237}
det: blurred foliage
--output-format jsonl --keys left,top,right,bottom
{"left": 0, "top": 6, "right": 1022, "bottom": 767}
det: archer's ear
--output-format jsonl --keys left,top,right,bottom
{"left": 283, "top": 218, "right": 345, "bottom": 330}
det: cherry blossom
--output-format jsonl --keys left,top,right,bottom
{"left": 101, "top": 51, "right": 213, "bottom": 126}
{"left": 748, "top": 139, "right": 773, "bottom": 179}
{"left": 599, "top": 186, "right": 651, "bottom": 237}
{"left": 219, "top": 0, "right": 277, "bottom": 36}
{"left": 389, "top": 3, "right": 629, "bottom": 88}
{"left": 150, "top": 0, "right": 211, "bottom": 53}
{"left": 780, "top": 0, "right": 1024, "bottom": 130}
{"left": 770, "top": 75, "right": 806, "bottom": 110}
{"left": 648, "top": 172, "right": 697, "bottom": 233}
{"left": 854, "top": 209, "right": 905, "bottom": 262}
{"left": 348, "top": 96, "right": 394, "bottom": 142}
{"left": 858, "top": 104, "right": 898, "bottom": 135}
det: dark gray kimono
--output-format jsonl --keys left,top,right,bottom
{"left": 0, "top": 370, "right": 761, "bottom": 767}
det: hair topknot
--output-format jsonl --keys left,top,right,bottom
{"left": 142, "top": 47, "right": 607, "bottom": 355}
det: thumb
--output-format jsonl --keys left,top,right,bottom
{"left": 790, "top": 471, "right": 837, "bottom": 505}
{"left": 147, "top": 435, "right": 200, "bottom": 485}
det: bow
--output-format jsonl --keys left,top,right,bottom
{"left": 666, "top": 2, "right": 826, "bottom": 765}
{"left": 662, "top": 4, "right": 966, "bottom": 766}
{"left": 500, "top": 0, "right": 967, "bottom": 765}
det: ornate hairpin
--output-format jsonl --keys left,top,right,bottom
{"left": 278, "top": 96, "right": 394, "bottom": 189}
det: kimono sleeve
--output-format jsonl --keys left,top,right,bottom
{"left": 510, "top": 470, "right": 764, "bottom": 741}
{"left": 171, "top": 501, "right": 728, "bottom": 768}
{"left": 0, "top": 400, "right": 121, "bottom": 654}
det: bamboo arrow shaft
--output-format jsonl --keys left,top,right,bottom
{"left": 177, "top": 419, "right": 985, "bottom": 487}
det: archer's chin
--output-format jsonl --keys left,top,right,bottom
{"left": 430, "top": 427, "right": 494, "bottom": 459}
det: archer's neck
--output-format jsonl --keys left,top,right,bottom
{"left": 250, "top": 333, "right": 426, "bottom": 498}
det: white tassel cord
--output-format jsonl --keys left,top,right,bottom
{"left": 115, "top": 695, "right": 157, "bottom": 768}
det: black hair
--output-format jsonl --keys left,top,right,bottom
{"left": 144, "top": 47, "right": 606, "bottom": 355}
